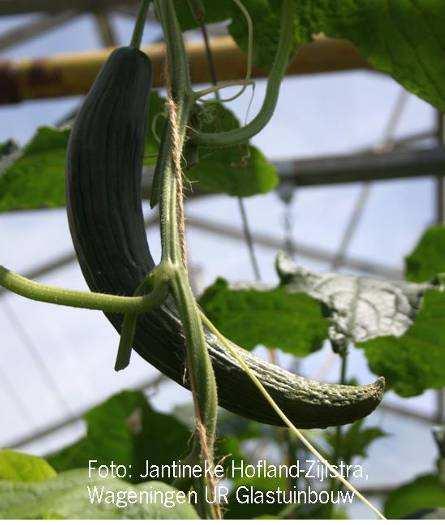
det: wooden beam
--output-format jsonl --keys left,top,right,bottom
{"left": 0, "top": 36, "right": 371, "bottom": 105}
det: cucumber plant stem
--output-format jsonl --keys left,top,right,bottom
{"left": 332, "top": 343, "right": 349, "bottom": 463}
{"left": 155, "top": 0, "right": 219, "bottom": 519}
{"left": 330, "top": 348, "right": 349, "bottom": 501}
{"left": 193, "top": 0, "right": 293, "bottom": 147}
{"left": 130, "top": 0, "right": 151, "bottom": 49}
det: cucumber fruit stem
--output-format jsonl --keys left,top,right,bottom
{"left": 130, "top": 0, "right": 151, "bottom": 49}
{"left": 0, "top": 264, "right": 169, "bottom": 314}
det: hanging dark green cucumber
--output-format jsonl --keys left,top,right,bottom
{"left": 66, "top": 46, "right": 384, "bottom": 429}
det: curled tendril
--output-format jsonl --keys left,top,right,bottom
{"left": 192, "top": 0, "right": 254, "bottom": 105}
{"left": 151, "top": 110, "right": 168, "bottom": 145}
{"left": 219, "top": 0, "right": 254, "bottom": 103}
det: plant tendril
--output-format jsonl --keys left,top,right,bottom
{"left": 194, "top": 0, "right": 293, "bottom": 147}
{"left": 217, "top": 0, "right": 254, "bottom": 103}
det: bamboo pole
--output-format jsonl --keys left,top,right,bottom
{"left": 0, "top": 36, "right": 371, "bottom": 105}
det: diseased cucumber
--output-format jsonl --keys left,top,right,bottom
{"left": 66, "top": 46, "right": 384, "bottom": 429}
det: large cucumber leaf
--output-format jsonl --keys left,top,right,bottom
{"left": 360, "top": 226, "right": 445, "bottom": 397}
{"left": 0, "top": 450, "right": 56, "bottom": 482}
{"left": 188, "top": 101, "right": 278, "bottom": 197}
{"left": 293, "top": 0, "right": 445, "bottom": 110}
{"left": 0, "top": 469, "right": 199, "bottom": 519}
{"left": 199, "top": 277, "right": 329, "bottom": 356}
{"left": 384, "top": 474, "right": 445, "bottom": 519}
{"left": 202, "top": 247, "right": 445, "bottom": 397}
{"left": 0, "top": 127, "right": 69, "bottom": 212}
{"left": 405, "top": 226, "right": 445, "bottom": 283}
{"left": 228, "top": 0, "right": 445, "bottom": 110}
{"left": 47, "top": 390, "right": 190, "bottom": 485}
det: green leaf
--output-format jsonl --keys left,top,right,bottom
{"left": 406, "top": 226, "right": 445, "bottom": 282}
{"left": 361, "top": 289, "right": 445, "bottom": 397}
{"left": 295, "top": 1, "right": 445, "bottom": 111}
{"left": 0, "top": 469, "right": 199, "bottom": 519}
{"left": 199, "top": 277, "right": 329, "bottom": 356}
{"left": 188, "top": 101, "right": 278, "bottom": 197}
{"left": 384, "top": 474, "right": 445, "bottom": 519}
{"left": 358, "top": 227, "right": 445, "bottom": 397}
{"left": 189, "top": 145, "right": 277, "bottom": 197}
{"left": 324, "top": 420, "right": 386, "bottom": 464}
{"left": 0, "top": 127, "right": 69, "bottom": 213}
{"left": 0, "top": 450, "right": 56, "bottom": 482}
{"left": 48, "top": 390, "right": 190, "bottom": 484}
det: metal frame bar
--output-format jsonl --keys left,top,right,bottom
{"left": 0, "top": 11, "right": 79, "bottom": 52}
{"left": 91, "top": 9, "right": 117, "bottom": 47}
{"left": 185, "top": 215, "right": 402, "bottom": 279}
{"left": 2, "top": 374, "right": 166, "bottom": 450}
{"left": 0, "top": 213, "right": 402, "bottom": 300}
{"left": 276, "top": 146, "right": 445, "bottom": 187}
